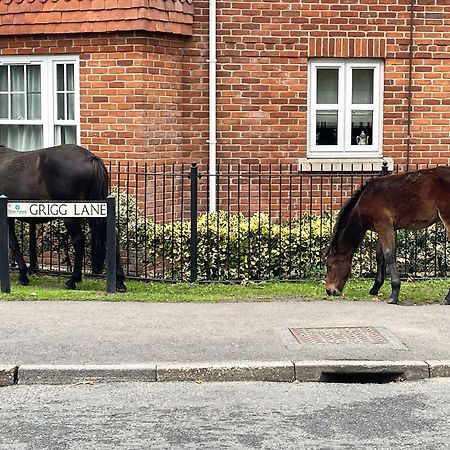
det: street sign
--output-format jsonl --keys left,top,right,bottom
{"left": 0, "top": 196, "right": 116, "bottom": 294}
{"left": 7, "top": 201, "right": 107, "bottom": 218}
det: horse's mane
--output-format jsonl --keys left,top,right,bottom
{"left": 328, "top": 182, "right": 368, "bottom": 255}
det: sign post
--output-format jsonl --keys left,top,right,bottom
{"left": 106, "top": 195, "right": 117, "bottom": 294}
{"left": 0, "top": 197, "right": 116, "bottom": 293}
{"left": 0, "top": 196, "right": 10, "bottom": 293}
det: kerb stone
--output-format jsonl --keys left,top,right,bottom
{"left": 0, "top": 366, "right": 17, "bottom": 386}
{"left": 294, "top": 360, "right": 430, "bottom": 382}
{"left": 157, "top": 361, "right": 295, "bottom": 382}
{"left": 18, "top": 364, "right": 157, "bottom": 385}
{"left": 427, "top": 360, "right": 450, "bottom": 378}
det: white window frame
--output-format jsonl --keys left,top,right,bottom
{"left": 308, "top": 58, "right": 383, "bottom": 159}
{"left": 0, "top": 54, "right": 80, "bottom": 149}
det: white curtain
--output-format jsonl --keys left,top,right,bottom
{"left": 0, "top": 124, "right": 43, "bottom": 150}
{"left": 0, "top": 65, "right": 42, "bottom": 151}
{"left": 55, "top": 125, "right": 76, "bottom": 145}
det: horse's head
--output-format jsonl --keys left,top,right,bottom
{"left": 325, "top": 245, "right": 352, "bottom": 296}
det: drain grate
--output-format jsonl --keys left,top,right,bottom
{"left": 289, "top": 326, "right": 390, "bottom": 345}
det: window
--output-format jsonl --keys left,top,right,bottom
{"left": 0, "top": 55, "right": 79, "bottom": 151}
{"left": 308, "top": 59, "right": 383, "bottom": 158}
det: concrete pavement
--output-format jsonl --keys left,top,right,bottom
{"left": 0, "top": 300, "right": 449, "bottom": 385}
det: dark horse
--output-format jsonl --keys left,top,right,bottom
{"left": 0, "top": 144, "right": 126, "bottom": 291}
{"left": 325, "top": 166, "right": 450, "bottom": 305}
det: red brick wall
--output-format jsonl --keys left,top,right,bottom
{"left": 183, "top": 0, "right": 450, "bottom": 171}
{"left": 0, "top": 1, "right": 448, "bottom": 181}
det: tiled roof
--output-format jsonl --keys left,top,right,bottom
{"left": 1, "top": 1, "right": 193, "bottom": 3}
{"left": 0, "top": 0, "right": 194, "bottom": 36}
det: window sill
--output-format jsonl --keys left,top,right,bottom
{"left": 298, "top": 158, "right": 394, "bottom": 173}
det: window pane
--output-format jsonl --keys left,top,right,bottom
{"left": 26, "top": 66, "right": 41, "bottom": 120}
{"left": 0, "top": 66, "right": 8, "bottom": 92}
{"left": 11, "top": 93, "right": 25, "bottom": 119}
{"left": 352, "top": 69, "right": 374, "bottom": 104}
{"left": 0, "top": 124, "right": 43, "bottom": 151}
{"left": 67, "top": 93, "right": 75, "bottom": 120}
{"left": 56, "top": 64, "right": 65, "bottom": 91}
{"left": 316, "top": 110, "right": 338, "bottom": 146}
{"left": 352, "top": 110, "right": 373, "bottom": 145}
{"left": 27, "top": 93, "right": 41, "bottom": 120}
{"left": 27, "top": 65, "right": 41, "bottom": 93}
{"left": 66, "top": 64, "right": 74, "bottom": 91}
{"left": 0, "top": 94, "right": 8, "bottom": 118}
{"left": 11, "top": 65, "right": 24, "bottom": 91}
{"left": 57, "top": 92, "right": 65, "bottom": 120}
{"left": 317, "top": 69, "right": 338, "bottom": 104}
{"left": 55, "top": 125, "right": 76, "bottom": 145}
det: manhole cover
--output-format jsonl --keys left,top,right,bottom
{"left": 289, "top": 327, "right": 390, "bottom": 345}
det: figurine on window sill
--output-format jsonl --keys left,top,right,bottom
{"left": 356, "top": 130, "right": 369, "bottom": 145}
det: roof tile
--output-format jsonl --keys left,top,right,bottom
{"left": 0, "top": 0, "right": 193, "bottom": 35}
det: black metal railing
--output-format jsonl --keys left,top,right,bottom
{"left": 15, "top": 162, "right": 450, "bottom": 283}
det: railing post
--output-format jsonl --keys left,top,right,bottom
{"left": 381, "top": 160, "right": 389, "bottom": 176}
{"left": 0, "top": 195, "right": 10, "bottom": 293}
{"left": 189, "top": 162, "right": 198, "bottom": 283}
{"left": 29, "top": 222, "right": 37, "bottom": 273}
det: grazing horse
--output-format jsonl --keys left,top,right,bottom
{"left": 325, "top": 166, "right": 450, "bottom": 305}
{"left": 0, "top": 144, "right": 126, "bottom": 291}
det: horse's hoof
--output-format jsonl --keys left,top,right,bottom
{"left": 387, "top": 298, "right": 399, "bottom": 305}
{"left": 64, "top": 280, "right": 77, "bottom": 290}
{"left": 17, "top": 279, "right": 29, "bottom": 286}
{"left": 116, "top": 284, "right": 127, "bottom": 293}
{"left": 369, "top": 288, "right": 379, "bottom": 296}
{"left": 442, "top": 297, "right": 450, "bottom": 305}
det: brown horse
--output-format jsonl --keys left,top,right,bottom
{"left": 325, "top": 166, "right": 450, "bottom": 305}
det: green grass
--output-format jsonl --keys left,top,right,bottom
{"left": 0, "top": 274, "right": 447, "bottom": 304}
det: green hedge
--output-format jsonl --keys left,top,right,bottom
{"left": 145, "top": 211, "right": 381, "bottom": 281}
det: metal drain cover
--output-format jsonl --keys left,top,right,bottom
{"left": 289, "top": 326, "right": 390, "bottom": 345}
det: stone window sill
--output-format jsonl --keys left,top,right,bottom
{"left": 298, "top": 158, "right": 394, "bottom": 173}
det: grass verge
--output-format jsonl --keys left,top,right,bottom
{"left": 0, "top": 274, "right": 447, "bottom": 304}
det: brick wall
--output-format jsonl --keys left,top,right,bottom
{"left": 1, "top": 1, "right": 448, "bottom": 170}
{"left": 183, "top": 0, "right": 450, "bottom": 171}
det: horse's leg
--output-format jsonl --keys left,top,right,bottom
{"left": 369, "top": 238, "right": 386, "bottom": 295}
{"left": 63, "top": 219, "right": 85, "bottom": 290}
{"left": 8, "top": 219, "right": 29, "bottom": 285}
{"left": 437, "top": 210, "right": 450, "bottom": 305}
{"left": 375, "top": 223, "right": 400, "bottom": 304}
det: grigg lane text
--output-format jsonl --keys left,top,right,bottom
{"left": 13, "top": 202, "right": 107, "bottom": 218}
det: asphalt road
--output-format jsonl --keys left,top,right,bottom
{"left": 0, "top": 379, "right": 449, "bottom": 449}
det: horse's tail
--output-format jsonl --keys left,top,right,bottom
{"left": 89, "top": 156, "right": 108, "bottom": 275}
